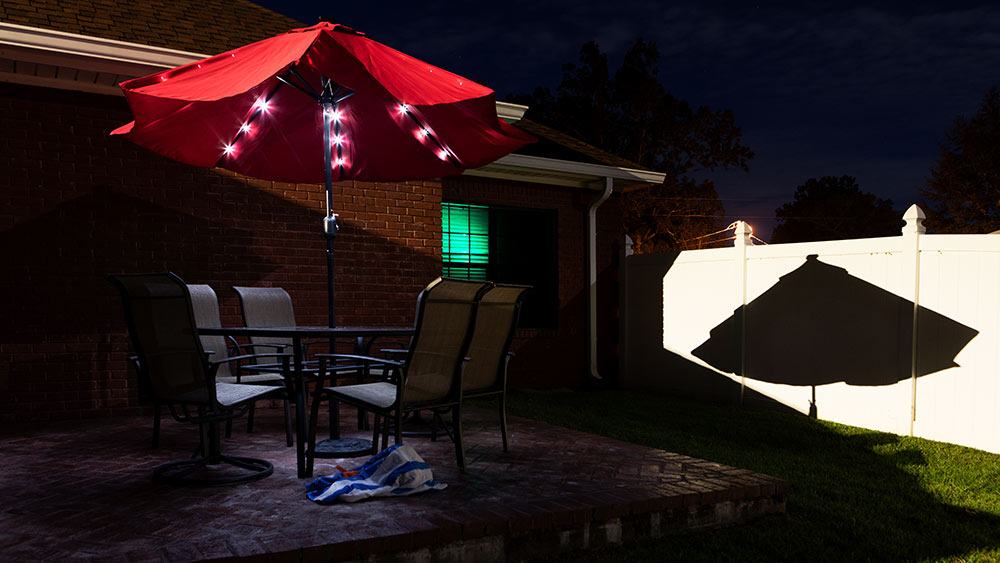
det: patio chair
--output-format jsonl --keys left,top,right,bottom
{"left": 232, "top": 285, "right": 364, "bottom": 436}
{"left": 231, "top": 286, "right": 300, "bottom": 356}
{"left": 305, "top": 277, "right": 492, "bottom": 475}
{"left": 108, "top": 272, "right": 289, "bottom": 485}
{"left": 460, "top": 284, "right": 529, "bottom": 452}
{"left": 232, "top": 286, "right": 343, "bottom": 367}
{"left": 188, "top": 284, "right": 293, "bottom": 446}
{"left": 369, "top": 284, "right": 529, "bottom": 447}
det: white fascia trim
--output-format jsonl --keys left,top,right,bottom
{"left": 0, "top": 22, "right": 207, "bottom": 69}
{"left": 485, "top": 153, "right": 665, "bottom": 186}
{"left": 1, "top": 23, "right": 528, "bottom": 120}
{"left": 495, "top": 101, "right": 528, "bottom": 122}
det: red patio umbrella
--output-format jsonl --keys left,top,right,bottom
{"left": 112, "top": 22, "right": 533, "bottom": 326}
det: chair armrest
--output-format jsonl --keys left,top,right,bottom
{"left": 241, "top": 342, "right": 290, "bottom": 352}
{"left": 314, "top": 353, "right": 402, "bottom": 366}
{"left": 220, "top": 355, "right": 290, "bottom": 389}
{"left": 212, "top": 353, "right": 293, "bottom": 382}
{"left": 228, "top": 353, "right": 308, "bottom": 377}
{"left": 226, "top": 335, "right": 242, "bottom": 357}
{"left": 221, "top": 352, "right": 294, "bottom": 364}
{"left": 314, "top": 354, "right": 402, "bottom": 385}
{"left": 379, "top": 348, "right": 408, "bottom": 357}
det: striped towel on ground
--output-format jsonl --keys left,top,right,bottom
{"left": 305, "top": 443, "right": 447, "bottom": 503}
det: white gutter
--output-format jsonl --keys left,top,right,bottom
{"left": 466, "top": 153, "right": 665, "bottom": 190}
{"left": 493, "top": 153, "right": 664, "bottom": 184}
{"left": 495, "top": 101, "right": 528, "bottom": 123}
{"left": 0, "top": 21, "right": 206, "bottom": 76}
{"left": 587, "top": 177, "right": 614, "bottom": 381}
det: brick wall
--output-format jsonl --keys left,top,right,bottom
{"left": 0, "top": 82, "right": 624, "bottom": 422}
{"left": 0, "top": 83, "right": 440, "bottom": 422}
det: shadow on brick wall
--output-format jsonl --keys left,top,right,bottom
{"left": 0, "top": 178, "right": 440, "bottom": 421}
{"left": 1, "top": 185, "right": 279, "bottom": 341}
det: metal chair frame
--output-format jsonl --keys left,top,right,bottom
{"left": 109, "top": 272, "right": 289, "bottom": 486}
{"left": 305, "top": 277, "right": 491, "bottom": 475}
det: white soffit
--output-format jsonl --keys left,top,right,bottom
{"left": 495, "top": 101, "right": 527, "bottom": 123}
{"left": 0, "top": 22, "right": 206, "bottom": 95}
{"left": 465, "top": 153, "right": 666, "bottom": 191}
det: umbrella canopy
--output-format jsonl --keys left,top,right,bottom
{"left": 112, "top": 22, "right": 534, "bottom": 183}
{"left": 112, "top": 22, "right": 534, "bottom": 328}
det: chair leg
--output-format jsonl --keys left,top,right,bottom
{"left": 283, "top": 397, "right": 293, "bottom": 447}
{"left": 393, "top": 410, "right": 403, "bottom": 445}
{"left": 371, "top": 414, "right": 383, "bottom": 454}
{"left": 382, "top": 415, "right": 391, "bottom": 450}
{"left": 202, "top": 420, "right": 223, "bottom": 464}
{"left": 305, "top": 388, "right": 325, "bottom": 478}
{"left": 246, "top": 402, "right": 255, "bottom": 434}
{"left": 499, "top": 394, "right": 509, "bottom": 452}
{"left": 452, "top": 405, "right": 466, "bottom": 473}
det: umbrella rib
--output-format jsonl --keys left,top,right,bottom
{"left": 399, "top": 107, "right": 464, "bottom": 169}
{"left": 277, "top": 68, "right": 320, "bottom": 101}
{"left": 239, "top": 80, "right": 283, "bottom": 140}
{"left": 214, "top": 79, "right": 288, "bottom": 168}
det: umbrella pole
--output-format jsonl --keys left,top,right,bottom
{"left": 322, "top": 99, "right": 338, "bottom": 329}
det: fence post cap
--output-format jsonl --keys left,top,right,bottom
{"left": 733, "top": 220, "right": 753, "bottom": 247}
{"left": 902, "top": 204, "right": 926, "bottom": 235}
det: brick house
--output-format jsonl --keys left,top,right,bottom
{"left": 0, "top": 0, "right": 663, "bottom": 422}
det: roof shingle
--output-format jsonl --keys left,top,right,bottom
{"left": 0, "top": 0, "right": 305, "bottom": 55}
{"left": 514, "top": 118, "right": 648, "bottom": 171}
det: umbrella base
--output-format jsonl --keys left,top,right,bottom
{"left": 314, "top": 437, "right": 373, "bottom": 457}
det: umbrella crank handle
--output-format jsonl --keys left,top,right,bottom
{"left": 324, "top": 214, "right": 339, "bottom": 239}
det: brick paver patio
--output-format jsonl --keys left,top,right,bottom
{"left": 0, "top": 403, "right": 788, "bottom": 562}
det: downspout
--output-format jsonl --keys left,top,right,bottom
{"left": 587, "top": 177, "right": 614, "bottom": 381}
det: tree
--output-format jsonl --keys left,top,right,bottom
{"left": 624, "top": 177, "right": 726, "bottom": 252}
{"left": 507, "top": 40, "right": 753, "bottom": 252}
{"left": 921, "top": 86, "right": 1000, "bottom": 233}
{"left": 770, "top": 176, "right": 900, "bottom": 244}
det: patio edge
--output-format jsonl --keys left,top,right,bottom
{"left": 218, "top": 478, "right": 789, "bottom": 563}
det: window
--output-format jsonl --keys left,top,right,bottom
{"left": 442, "top": 204, "right": 489, "bottom": 281}
{"left": 442, "top": 202, "right": 558, "bottom": 328}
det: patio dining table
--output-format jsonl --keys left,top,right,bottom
{"left": 198, "top": 325, "right": 414, "bottom": 478}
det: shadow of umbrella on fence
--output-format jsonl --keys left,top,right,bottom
{"left": 691, "top": 255, "right": 979, "bottom": 388}
{"left": 111, "top": 21, "right": 534, "bottom": 327}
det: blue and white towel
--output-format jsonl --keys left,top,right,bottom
{"left": 305, "top": 443, "right": 447, "bottom": 503}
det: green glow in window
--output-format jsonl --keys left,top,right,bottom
{"left": 442, "top": 203, "right": 489, "bottom": 281}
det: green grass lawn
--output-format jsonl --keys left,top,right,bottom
{"left": 503, "top": 389, "right": 1000, "bottom": 562}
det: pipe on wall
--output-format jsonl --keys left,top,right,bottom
{"left": 586, "top": 177, "right": 614, "bottom": 381}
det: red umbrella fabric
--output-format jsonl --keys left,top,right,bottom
{"left": 112, "top": 22, "right": 534, "bottom": 183}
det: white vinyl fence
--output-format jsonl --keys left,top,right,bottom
{"left": 620, "top": 205, "right": 1000, "bottom": 454}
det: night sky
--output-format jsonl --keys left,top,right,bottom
{"left": 253, "top": 0, "right": 1000, "bottom": 238}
